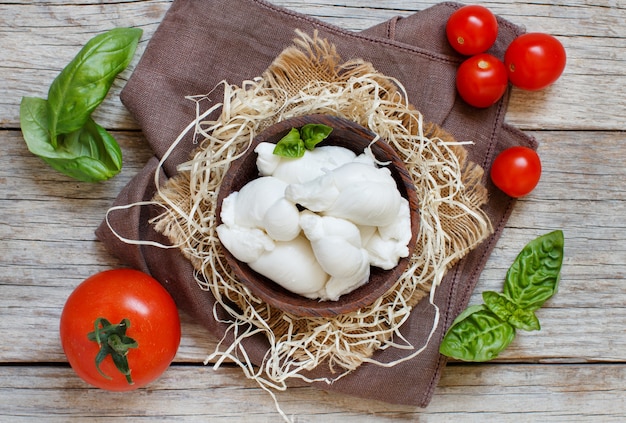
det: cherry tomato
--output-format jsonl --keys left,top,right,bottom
{"left": 504, "top": 32, "right": 566, "bottom": 90}
{"left": 446, "top": 5, "right": 499, "bottom": 55}
{"left": 490, "top": 146, "right": 542, "bottom": 198}
{"left": 60, "top": 269, "right": 181, "bottom": 391}
{"left": 456, "top": 54, "right": 508, "bottom": 108}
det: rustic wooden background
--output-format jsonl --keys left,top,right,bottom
{"left": 1, "top": 0, "right": 625, "bottom": 421}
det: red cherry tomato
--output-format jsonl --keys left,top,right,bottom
{"left": 490, "top": 146, "right": 542, "bottom": 198}
{"left": 446, "top": 5, "right": 499, "bottom": 55}
{"left": 456, "top": 54, "right": 508, "bottom": 108}
{"left": 504, "top": 32, "right": 566, "bottom": 90}
{"left": 60, "top": 269, "right": 181, "bottom": 391}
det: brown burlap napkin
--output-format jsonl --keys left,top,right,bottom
{"left": 96, "top": 0, "right": 537, "bottom": 408}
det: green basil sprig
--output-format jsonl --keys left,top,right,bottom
{"left": 439, "top": 230, "right": 564, "bottom": 362}
{"left": 20, "top": 27, "right": 142, "bottom": 182}
{"left": 273, "top": 123, "right": 333, "bottom": 158}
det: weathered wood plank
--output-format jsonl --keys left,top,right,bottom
{"left": 1, "top": 1, "right": 624, "bottom": 130}
{"left": 0, "top": 130, "right": 218, "bottom": 363}
{"left": 2, "top": 130, "right": 625, "bottom": 364}
{"left": 0, "top": 364, "right": 624, "bottom": 421}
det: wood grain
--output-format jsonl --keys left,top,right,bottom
{"left": 3, "top": 128, "right": 624, "bottom": 364}
{"left": 1, "top": 0, "right": 625, "bottom": 421}
{"left": 0, "top": 364, "right": 624, "bottom": 421}
{"left": 1, "top": 1, "right": 624, "bottom": 131}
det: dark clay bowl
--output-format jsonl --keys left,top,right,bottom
{"left": 216, "top": 114, "right": 419, "bottom": 317}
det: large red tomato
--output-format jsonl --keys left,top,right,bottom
{"left": 490, "top": 146, "right": 542, "bottom": 198}
{"left": 456, "top": 54, "right": 508, "bottom": 108}
{"left": 504, "top": 32, "right": 566, "bottom": 90}
{"left": 60, "top": 269, "right": 181, "bottom": 391}
{"left": 446, "top": 5, "right": 499, "bottom": 55}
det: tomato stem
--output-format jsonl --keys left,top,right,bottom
{"left": 87, "top": 317, "right": 138, "bottom": 385}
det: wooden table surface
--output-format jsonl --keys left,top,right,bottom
{"left": 2, "top": 0, "right": 625, "bottom": 421}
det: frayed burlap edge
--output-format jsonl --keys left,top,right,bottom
{"left": 150, "top": 30, "right": 493, "bottom": 389}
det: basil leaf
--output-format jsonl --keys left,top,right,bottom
{"left": 20, "top": 28, "right": 141, "bottom": 182}
{"left": 508, "top": 308, "right": 541, "bottom": 332}
{"left": 273, "top": 128, "right": 305, "bottom": 158}
{"left": 449, "top": 304, "right": 486, "bottom": 327}
{"left": 47, "top": 27, "right": 142, "bottom": 143}
{"left": 503, "top": 230, "right": 564, "bottom": 310}
{"left": 440, "top": 231, "right": 564, "bottom": 362}
{"left": 21, "top": 97, "right": 122, "bottom": 182}
{"left": 42, "top": 118, "right": 122, "bottom": 182}
{"left": 482, "top": 291, "right": 516, "bottom": 321}
{"left": 300, "top": 123, "right": 333, "bottom": 150}
{"left": 20, "top": 97, "right": 54, "bottom": 157}
{"left": 483, "top": 291, "right": 540, "bottom": 332}
{"left": 439, "top": 305, "right": 516, "bottom": 362}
